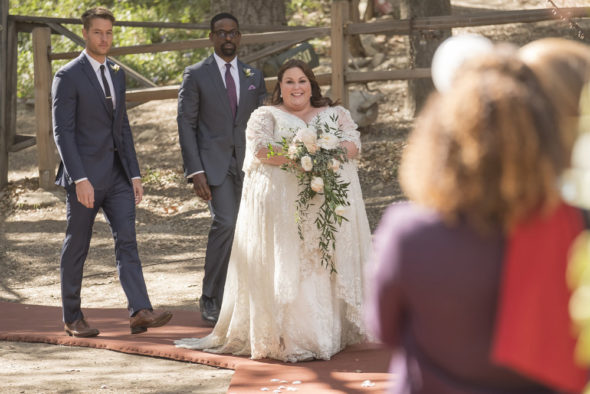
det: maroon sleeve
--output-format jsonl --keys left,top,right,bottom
{"left": 366, "top": 204, "right": 408, "bottom": 348}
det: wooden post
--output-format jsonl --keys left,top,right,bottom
{"left": 32, "top": 26, "right": 56, "bottom": 190}
{"left": 401, "top": 0, "right": 451, "bottom": 116}
{"left": 0, "top": 0, "right": 8, "bottom": 188}
{"left": 331, "top": 0, "right": 349, "bottom": 107}
{"left": 6, "top": 19, "right": 17, "bottom": 150}
{"left": 348, "top": 0, "right": 365, "bottom": 57}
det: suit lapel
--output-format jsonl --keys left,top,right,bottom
{"left": 205, "top": 55, "right": 233, "bottom": 118}
{"left": 236, "top": 60, "right": 250, "bottom": 122}
{"left": 79, "top": 54, "right": 112, "bottom": 116}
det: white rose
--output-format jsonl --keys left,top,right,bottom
{"left": 301, "top": 155, "right": 313, "bottom": 172}
{"left": 304, "top": 141, "right": 318, "bottom": 154}
{"left": 288, "top": 143, "right": 298, "bottom": 159}
{"left": 295, "top": 127, "right": 317, "bottom": 145}
{"left": 318, "top": 133, "right": 340, "bottom": 150}
{"left": 331, "top": 158, "right": 341, "bottom": 172}
{"left": 310, "top": 177, "right": 324, "bottom": 193}
{"left": 335, "top": 205, "right": 347, "bottom": 216}
{"left": 295, "top": 127, "right": 319, "bottom": 154}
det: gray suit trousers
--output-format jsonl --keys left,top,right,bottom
{"left": 202, "top": 155, "right": 243, "bottom": 304}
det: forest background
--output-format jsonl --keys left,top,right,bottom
{"left": 10, "top": 0, "right": 327, "bottom": 98}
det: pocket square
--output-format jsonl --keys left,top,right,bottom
{"left": 248, "top": 84, "right": 256, "bottom": 90}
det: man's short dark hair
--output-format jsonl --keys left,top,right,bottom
{"left": 210, "top": 12, "right": 239, "bottom": 32}
{"left": 81, "top": 7, "right": 115, "bottom": 30}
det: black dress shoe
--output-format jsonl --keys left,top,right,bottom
{"left": 199, "top": 295, "right": 219, "bottom": 324}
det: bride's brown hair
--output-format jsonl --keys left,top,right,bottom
{"left": 271, "top": 59, "right": 336, "bottom": 108}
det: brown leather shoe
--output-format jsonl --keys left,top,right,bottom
{"left": 64, "top": 318, "right": 99, "bottom": 337}
{"left": 129, "top": 309, "right": 173, "bottom": 334}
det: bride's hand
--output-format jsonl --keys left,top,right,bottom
{"left": 340, "top": 140, "right": 358, "bottom": 159}
{"left": 256, "top": 147, "right": 292, "bottom": 166}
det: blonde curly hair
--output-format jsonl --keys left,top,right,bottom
{"left": 400, "top": 51, "right": 568, "bottom": 232}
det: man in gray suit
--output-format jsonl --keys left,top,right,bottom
{"left": 177, "top": 12, "right": 266, "bottom": 324}
{"left": 52, "top": 7, "right": 172, "bottom": 337}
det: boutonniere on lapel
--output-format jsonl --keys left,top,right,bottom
{"left": 243, "top": 67, "right": 253, "bottom": 78}
{"left": 110, "top": 63, "right": 120, "bottom": 73}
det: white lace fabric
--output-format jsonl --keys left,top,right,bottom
{"left": 175, "top": 105, "right": 372, "bottom": 362}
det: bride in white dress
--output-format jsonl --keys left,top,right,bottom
{"left": 175, "top": 59, "right": 372, "bottom": 362}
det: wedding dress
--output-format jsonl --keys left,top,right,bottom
{"left": 175, "top": 105, "right": 372, "bottom": 362}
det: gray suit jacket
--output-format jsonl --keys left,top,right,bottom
{"left": 177, "top": 55, "right": 266, "bottom": 186}
{"left": 52, "top": 53, "right": 140, "bottom": 189}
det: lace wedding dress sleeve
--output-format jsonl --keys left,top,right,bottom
{"left": 242, "top": 106, "right": 275, "bottom": 172}
{"left": 247, "top": 106, "right": 276, "bottom": 154}
{"left": 334, "top": 106, "right": 361, "bottom": 151}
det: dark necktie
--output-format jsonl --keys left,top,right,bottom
{"left": 100, "top": 64, "right": 114, "bottom": 117}
{"left": 225, "top": 63, "right": 238, "bottom": 119}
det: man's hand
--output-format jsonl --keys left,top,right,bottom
{"left": 132, "top": 178, "right": 143, "bottom": 205}
{"left": 75, "top": 180, "right": 95, "bottom": 209}
{"left": 192, "top": 173, "right": 211, "bottom": 201}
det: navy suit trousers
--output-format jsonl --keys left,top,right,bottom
{"left": 60, "top": 157, "right": 152, "bottom": 323}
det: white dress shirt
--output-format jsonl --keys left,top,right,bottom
{"left": 213, "top": 53, "right": 240, "bottom": 103}
{"left": 83, "top": 50, "right": 116, "bottom": 108}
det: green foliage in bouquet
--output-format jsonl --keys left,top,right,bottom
{"left": 268, "top": 114, "right": 350, "bottom": 273}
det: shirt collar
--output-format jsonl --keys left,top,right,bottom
{"left": 213, "top": 52, "right": 238, "bottom": 72}
{"left": 83, "top": 49, "right": 107, "bottom": 73}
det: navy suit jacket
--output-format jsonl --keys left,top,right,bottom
{"left": 177, "top": 55, "right": 266, "bottom": 186}
{"left": 52, "top": 53, "right": 140, "bottom": 189}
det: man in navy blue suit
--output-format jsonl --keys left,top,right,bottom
{"left": 52, "top": 7, "right": 172, "bottom": 337}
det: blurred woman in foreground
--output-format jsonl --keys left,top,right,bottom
{"left": 367, "top": 41, "right": 590, "bottom": 393}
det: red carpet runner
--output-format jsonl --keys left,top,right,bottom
{"left": 0, "top": 302, "right": 393, "bottom": 393}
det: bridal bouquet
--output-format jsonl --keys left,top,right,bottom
{"left": 268, "top": 114, "right": 350, "bottom": 273}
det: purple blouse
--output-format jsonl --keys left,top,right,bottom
{"left": 366, "top": 202, "right": 559, "bottom": 393}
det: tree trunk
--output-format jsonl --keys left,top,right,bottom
{"left": 0, "top": 0, "right": 9, "bottom": 188}
{"left": 210, "top": 0, "right": 286, "bottom": 64}
{"left": 349, "top": 0, "right": 365, "bottom": 57}
{"left": 211, "top": 0, "right": 286, "bottom": 27}
{"left": 363, "top": 0, "right": 374, "bottom": 21}
{"left": 400, "top": 0, "right": 451, "bottom": 116}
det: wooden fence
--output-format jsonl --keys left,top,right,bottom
{"left": 1, "top": 0, "right": 589, "bottom": 188}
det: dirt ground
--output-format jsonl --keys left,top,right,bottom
{"left": 1, "top": 1, "right": 587, "bottom": 392}
{"left": 1, "top": 342, "right": 234, "bottom": 394}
